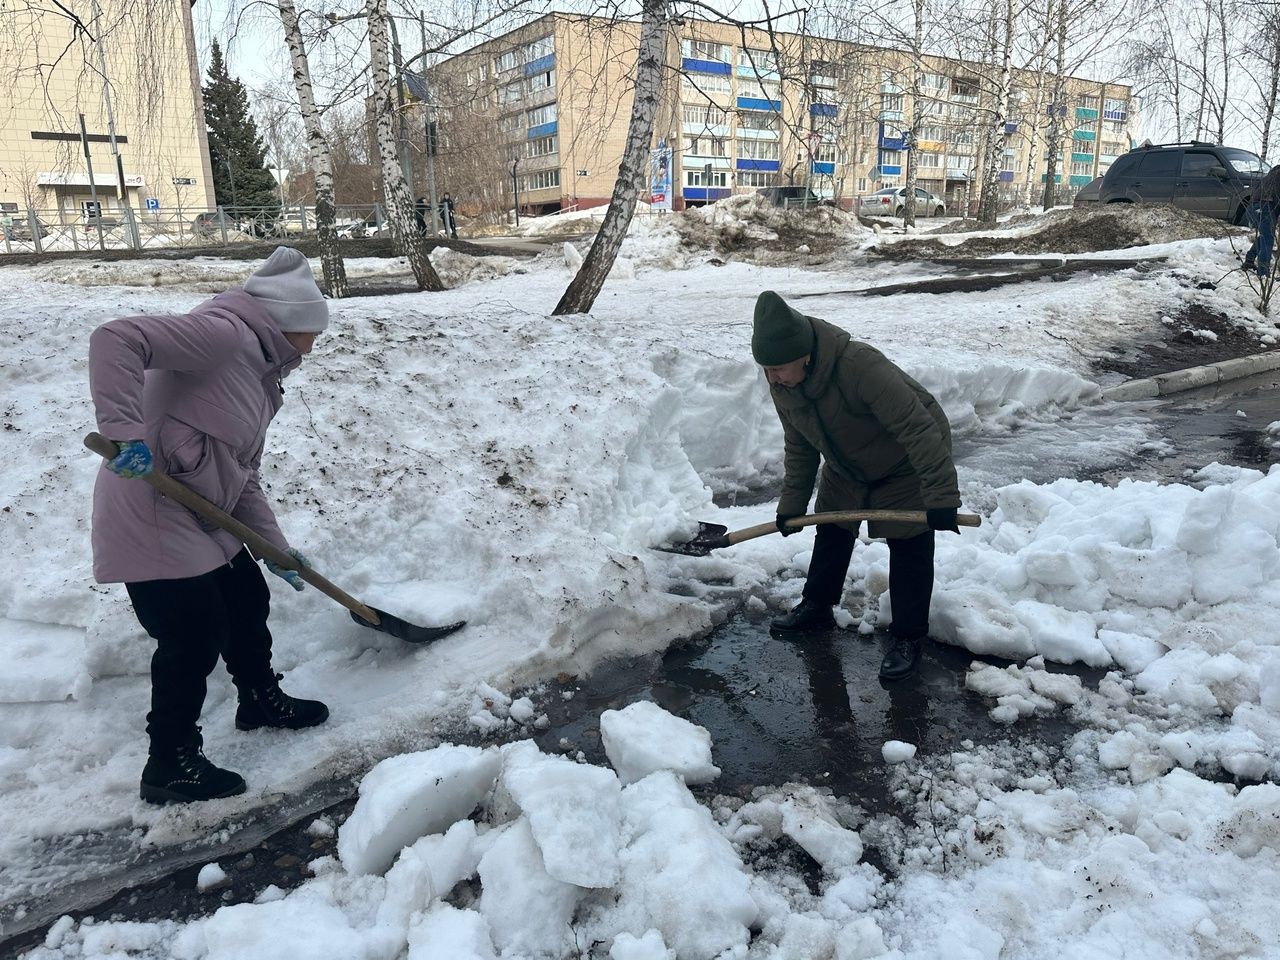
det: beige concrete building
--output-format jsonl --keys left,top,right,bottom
{"left": 435, "top": 12, "right": 1137, "bottom": 216}
{"left": 0, "top": 0, "right": 214, "bottom": 221}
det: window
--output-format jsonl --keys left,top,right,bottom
{"left": 494, "top": 49, "right": 518, "bottom": 73}
{"left": 810, "top": 60, "right": 836, "bottom": 86}
{"left": 1079, "top": 94, "right": 1099, "bottom": 109}
{"left": 738, "top": 111, "right": 780, "bottom": 132}
{"left": 499, "top": 81, "right": 523, "bottom": 106}
{"left": 681, "top": 73, "right": 732, "bottom": 96}
{"left": 878, "top": 149, "right": 901, "bottom": 166}
{"left": 922, "top": 73, "right": 946, "bottom": 90}
{"left": 527, "top": 103, "right": 557, "bottom": 127}
{"left": 683, "top": 39, "right": 728, "bottom": 62}
{"left": 683, "top": 103, "right": 729, "bottom": 127}
{"left": 814, "top": 142, "right": 839, "bottom": 163}
{"left": 950, "top": 129, "right": 975, "bottom": 146}
{"left": 685, "top": 136, "right": 728, "bottom": 157}
{"left": 525, "top": 35, "right": 554, "bottom": 61}
{"left": 1103, "top": 98, "right": 1128, "bottom": 120}
{"left": 919, "top": 151, "right": 942, "bottom": 168}
{"left": 951, "top": 79, "right": 979, "bottom": 102}
{"left": 857, "top": 177, "right": 867, "bottom": 191}
{"left": 1072, "top": 137, "right": 1094, "bottom": 155}
{"left": 685, "top": 168, "right": 729, "bottom": 187}
{"left": 919, "top": 124, "right": 945, "bottom": 142}
{"left": 739, "top": 48, "right": 778, "bottom": 73}
{"left": 523, "top": 169, "right": 561, "bottom": 191}
{"left": 1071, "top": 161, "right": 1093, "bottom": 177}
{"left": 739, "top": 79, "right": 781, "bottom": 101}
{"left": 1101, "top": 140, "right": 1127, "bottom": 157}
{"left": 1223, "top": 148, "right": 1266, "bottom": 174}
{"left": 1136, "top": 151, "right": 1181, "bottom": 177}
{"left": 737, "top": 171, "right": 777, "bottom": 187}
{"left": 738, "top": 138, "right": 780, "bottom": 160}
{"left": 881, "top": 93, "right": 904, "bottom": 113}
{"left": 1107, "top": 153, "right": 1140, "bottom": 177}
{"left": 1104, "top": 120, "right": 1127, "bottom": 136}
{"left": 529, "top": 70, "right": 555, "bottom": 91}
{"left": 527, "top": 135, "right": 558, "bottom": 158}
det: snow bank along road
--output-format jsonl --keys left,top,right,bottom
{"left": 2, "top": 226, "right": 1280, "bottom": 958}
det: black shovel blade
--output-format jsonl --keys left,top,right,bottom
{"left": 350, "top": 607, "right": 467, "bottom": 644}
{"left": 657, "top": 521, "right": 731, "bottom": 557}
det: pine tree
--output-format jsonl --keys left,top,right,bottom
{"left": 203, "top": 41, "right": 280, "bottom": 216}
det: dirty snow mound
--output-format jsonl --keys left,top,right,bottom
{"left": 673, "top": 194, "right": 867, "bottom": 263}
{"left": 879, "top": 204, "right": 1238, "bottom": 258}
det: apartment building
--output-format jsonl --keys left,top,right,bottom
{"left": 434, "top": 13, "right": 1137, "bottom": 216}
{"left": 0, "top": 0, "right": 214, "bottom": 219}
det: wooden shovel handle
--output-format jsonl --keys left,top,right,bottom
{"left": 727, "top": 509, "right": 981, "bottom": 547}
{"left": 84, "top": 432, "right": 381, "bottom": 624}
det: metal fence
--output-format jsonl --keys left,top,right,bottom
{"left": 0, "top": 204, "right": 392, "bottom": 257}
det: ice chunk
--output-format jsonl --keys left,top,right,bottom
{"left": 780, "top": 791, "right": 863, "bottom": 873}
{"left": 931, "top": 586, "right": 1036, "bottom": 659}
{"left": 196, "top": 862, "right": 227, "bottom": 892}
{"left": 175, "top": 897, "right": 367, "bottom": 960}
{"left": 499, "top": 740, "right": 622, "bottom": 887}
{"left": 600, "top": 700, "right": 720, "bottom": 785}
{"left": 1013, "top": 599, "right": 1110, "bottom": 666}
{"left": 610, "top": 929, "right": 674, "bottom": 960}
{"left": 407, "top": 903, "right": 497, "bottom": 960}
{"left": 478, "top": 817, "right": 581, "bottom": 957}
{"left": 881, "top": 740, "right": 917, "bottom": 763}
{"left": 338, "top": 744, "right": 501, "bottom": 876}
{"left": 0, "top": 619, "right": 90, "bottom": 702}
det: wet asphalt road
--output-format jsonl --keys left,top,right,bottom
{"left": 4, "top": 373, "right": 1279, "bottom": 954}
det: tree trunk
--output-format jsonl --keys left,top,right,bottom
{"left": 1041, "top": 0, "right": 1068, "bottom": 210}
{"left": 366, "top": 0, "right": 443, "bottom": 291}
{"left": 1262, "top": 25, "right": 1280, "bottom": 160}
{"left": 979, "top": 0, "right": 1014, "bottom": 223}
{"left": 902, "top": 0, "right": 925, "bottom": 228}
{"left": 553, "top": 0, "right": 668, "bottom": 315}
{"left": 277, "top": 0, "right": 348, "bottom": 297}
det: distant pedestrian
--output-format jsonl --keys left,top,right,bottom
{"left": 439, "top": 193, "right": 458, "bottom": 239}
{"left": 1, "top": 211, "right": 13, "bottom": 240}
{"left": 1243, "top": 163, "right": 1280, "bottom": 276}
{"left": 414, "top": 196, "right": 429, "bottom": 235}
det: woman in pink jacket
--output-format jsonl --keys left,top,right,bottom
{"left": 89, "top": 247, "right": 330, "bottom": 804}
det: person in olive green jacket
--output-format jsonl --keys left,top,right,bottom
{"left": 751, "top": 290, "right": 962, "bottom": 681}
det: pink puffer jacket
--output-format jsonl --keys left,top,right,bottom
{"left": 89, "top": 290, "right": 301, "bottom": 583}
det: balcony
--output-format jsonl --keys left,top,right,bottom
{"left": 1103, "top": 107, "right": 1127, "bottom": 121}
{"left": 682, "top": 121, "right": 730, "bottom": 137}
{"left": 1073, "top": 129, "right": 1096, "bottom": 141}
{"left": 878, "top": 124, "right": 907, "bottom": 150}
{"left": 880, "top": 109, "right": 904, "bottom": 122}
{"left": 738, "top": 127, "right": 780, "bottom": 139}
{"left": 1076, "top": 106, "right": 1099, "bottom": 121}
{"left": 812, "top": 161, "right": 836, "bottom": 175}
{"left": 877, "top": 164, "right": 902, "bottom": 176}
{"left": 999, "top": 170, "right": 1015, "bottom": 182}
{"left": 810, "top": 74, "right": 838, "bottom": 89}
{"left": 810, "top": 102, "right": 838, "bottom": 118}
{"left": 736, "top": 158, "right": 780, "bottom": 172}
{"left": 1071, "top": 151, "right": 1094, "bottom": 164}
{"left": 951, "top": 92, "right": 979, "bottom": 104}
{"left": 1099, "top": 154, "right": 1120, "bottom": 164}
{"left": 527, "top": 121, "right": 557, "bottom": 139}
{"left": 1040, "top": 174, "right": 1063, "bottom": 183}
{"left": 682, "top": 57, "right": 732, "bottom": 76}
{"left": 946, "top": 167, "right": 973, "bottom": 179}
{"left": 736, "top": 62, "right": 779, "bottom": 80}
{"left": 880, "top": 81, "right": 903, "bottom": 94}
{"left": 523, "top": 53, "right": 555, "bottom": 77}
{"left": 1069, "top": 174, "right": 1093, "bottom": 186}
{"left": 916, "top": 139, "right": 944, "bottom": 152}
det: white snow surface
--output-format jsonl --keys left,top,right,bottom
{"left": 4, "top": 219, "right": 1280, "bottom": 957}
{"left": 600, "top": 699, "right": 721, "bottom": 785}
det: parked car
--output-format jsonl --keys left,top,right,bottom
{"left": 7, "top": 221, "right": 48, "bottom": 241}
{"left": 858, "top": 187, "right": 947, "bottom": 218}
{"left": 756, "top": 186, "right": 834, "bottom": 208}
{"left": 1072, "top": 176, "right": 1104, "bottom": 206}
{"left": 336, "top": 216, "right": 378, "bottom": 239}
{"left": 191, "top": 211, "right": 227, "bottom": 237}
{"left": 1097, "top": 141, "right": 1269, "bottom": 223}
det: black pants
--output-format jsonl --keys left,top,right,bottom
{"left": 801, "top": 525, "right": 935, "bottom": 640}
{"left": 125, "top": 549, "right": 275, "bottom": 752}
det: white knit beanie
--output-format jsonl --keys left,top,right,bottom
{"left": 243, "top": 246, "right": 329, "bottom": 333}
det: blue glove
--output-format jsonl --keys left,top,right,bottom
{"left": 105, "top": 439, "right": 153, "bottom": 478}
{"left": 265, "top": 547, "right": 311, "bottom": 592}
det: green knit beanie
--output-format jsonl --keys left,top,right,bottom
{"left": 751, "top": 290, "right": 814, "bottom": 365}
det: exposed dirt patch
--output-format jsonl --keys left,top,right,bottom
{"left": 873, "top": 205, "right": 1242, "bottom": 259}
{"left": 1093, "top": 301, "right": 1277, "bottom": 380}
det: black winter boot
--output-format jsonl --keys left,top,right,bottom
{"left": 771, "top": 597, "right": 837, "bottom": 633}
{"left": 140, "top": 729, "right": 246, "bottom": 804}
{"left": 879, "top": 635, "right": 923, "bottom": 681}
{"left": 235, "top": 673, "right": 329, "bottom": 731}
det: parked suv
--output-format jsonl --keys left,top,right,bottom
{"left": 1098, "top": 141, "right": 1269, "bottom": 223}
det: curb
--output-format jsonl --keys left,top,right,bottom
{"left": 1102, "top": 351, "right": 1280, "bottom": 401}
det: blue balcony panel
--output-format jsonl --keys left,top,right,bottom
{"left": 1069, "top": 174, "right": 1093, "bottom": 186}
{"left": 878, "top": 164, "right": 902, "bottom": 176}
{"left": 1073, "top": 129, "right": 1096, "bottom": 141}
{"left": 682, "top": 187, "right": 731, "bottom": 202}
{"left": 682, "top": 57, "right": 732, "bottom": 76}
{"left": 878, "top": 136, "right": 907, "bottom": 150}
{"left": 737, "top": 96, "right": 782, "bottom": 112}
{"left": 736, "top": 158, "right": 780, "bottom": 172}
{"left": 527, "top": 121, "right": 558, "bottom": 139}
{"left": 523, "top": 53, "right": 555, "bottom": 76}
{"left": 811, "top": 161, "right": 836, "bottom": 175}
{"left": 1004, "top": 122, "right": 1018, "bottom": 134}
{"left": 998, "top": 170, "right": 1015, "bottom": 182}
{"left": 736, "top": 64, "right": 780, "bottom": 79}
{"left": 810, "top": 103, "right": 838, "bottom": 118}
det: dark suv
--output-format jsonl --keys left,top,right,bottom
{"left": 1098, "top": 141, "right": 1268, "bottom": 223}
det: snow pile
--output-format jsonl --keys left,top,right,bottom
{"left": 599, "top": 700, "right": 721, "bottom": 785}
{"left": 673, "top": 193, "right": 867, "bottom": 263}
{"left": 428, "top": 248, "right": 524, "bottom": 288}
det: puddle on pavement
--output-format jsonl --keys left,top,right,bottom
{"left": 536, "top": 613, "right": 1102, "bottom": 817}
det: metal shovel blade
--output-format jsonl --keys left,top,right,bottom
{"left": 658, "top": 522, "right": 731, "bottom": 557}
{"left": 350, "top": 607, "right": 467, "bottom": 644}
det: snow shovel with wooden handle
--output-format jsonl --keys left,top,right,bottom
{"left": 659, "top": 509, "right": 983, "bottom": 557}
{"left": 85, "top": 432, "right": 466, "bottom": 644}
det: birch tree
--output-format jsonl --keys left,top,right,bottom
{"left": 277, "top": 0, "right": 348, "bottom": 296}
{"left": 976, "top": 0, "right": 1016, "bottom": 222}
{"left": 366, "top": 0, "right": 444, "bottom": 291}
{"left": 553, "top": 0, "right": 668, "bottom": 315}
